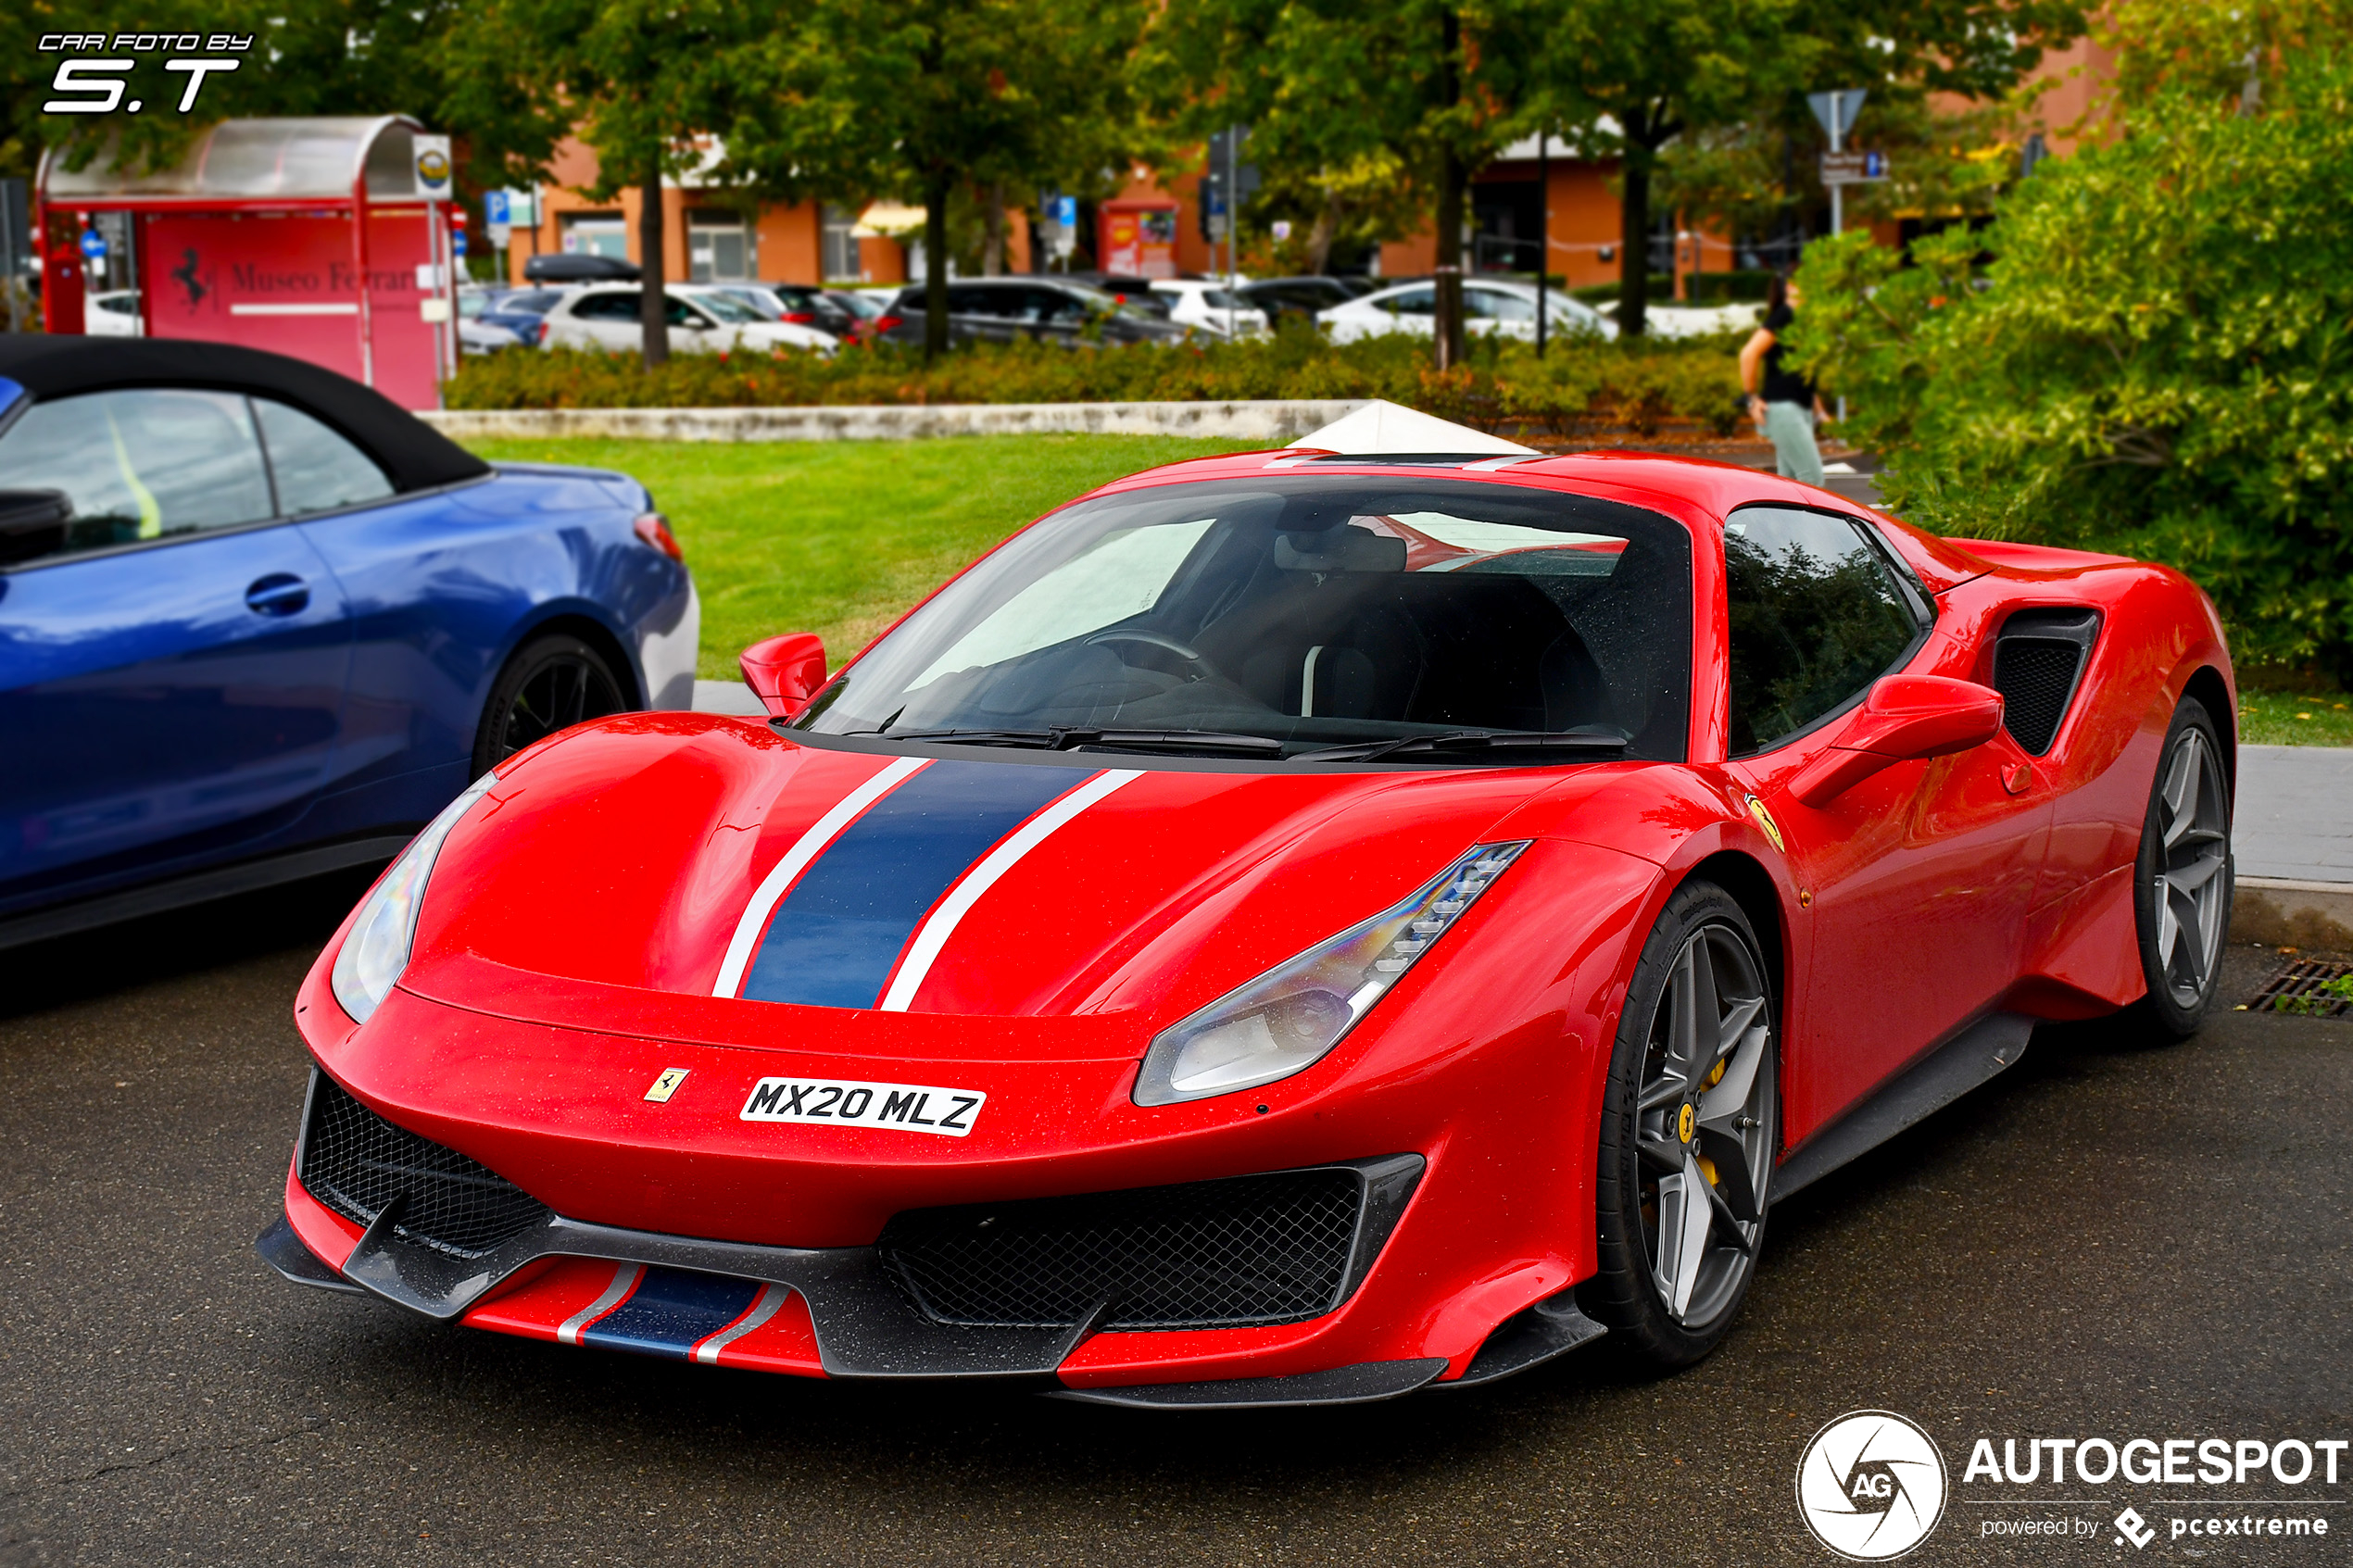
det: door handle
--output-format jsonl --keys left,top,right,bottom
{"left": 245, "top": 573, "right": 310, "bottom": 616}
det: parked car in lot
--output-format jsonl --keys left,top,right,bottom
{"left": 541, "top": 285, "right": 836, "bottom": 355}
{"left": 1238, "top": 275, "right": 1364, "bottom": 323}
{"left": 1148, "top": 279, "right": 1270, "bottom": 337}
{"left": 1579, "top": 295, "right": 1767, "bottom": 339}
{"left": 473, "top": 287, "right": 572, "bottom": 349}
{"left": 711, "top": 282, "right": 861, "bottom": 341}
{"left": 878, "top": 279, "right": 1190, "bottom": 348}
{"left": 84, "top": 289, "right": 143, "bottom": 337}
{"left": 822, "top": 288, "right": 897, "bottom": 343}
{"left": 1321, "top": 279, "right": 1617, "bottom": 344}
{"left": 0, "top": 337, "right": 698, "bottom": 948}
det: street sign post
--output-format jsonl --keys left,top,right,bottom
{"left": 1806, "top": 88, "right": 1869, "bottom": 234}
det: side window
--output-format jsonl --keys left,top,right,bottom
{"left": 0, "top": 389, "right": 273, "bottom": 561}
{"left": 663, "top": 295, "right": 700, "bottom": 327}
{"left": 254, "top": 400, "right": 394, "bottom": 516}
{"left": 1467, "top": 288, "right": 1534, "bottom": 321}
{"left": 1385, "top": 286, "right": 1436, "bottom": 317}
{"left": 1723, "top": 506, "right": 1924, "bottom": 755}
{"left": 572, "top": 292, "right": 633, "bottom": 321}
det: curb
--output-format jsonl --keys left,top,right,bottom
{"left": 421, "top": 399, "right": 1371, "bottom": 445}
{"left": 2232, "top": 876, "right": 2353, "bottom": 951}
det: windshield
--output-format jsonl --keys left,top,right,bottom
{"left": 796, "top": 476, "right": 1692, "bottom": 761}
{"left": 692, "top": 291, "right": 768, "bottom": 323}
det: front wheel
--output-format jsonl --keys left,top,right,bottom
{"left": 1583, "top": 880, "right": 1778, "bottom": 1368}
{"left": 2130, "top": 696, "right": 2233, "bottom": 1039}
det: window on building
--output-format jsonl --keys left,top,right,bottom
{"left": 560, "top": 215, "right": 628, "bottom": 259}
{"left": 822, "top": 204, "right": 861, "bottom": 282}
{"left": 688, "top": 214, "right": 755, "bottom": 282}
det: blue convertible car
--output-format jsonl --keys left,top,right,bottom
{"left": 0, "top": 338, "right": 698, "bottom": 947}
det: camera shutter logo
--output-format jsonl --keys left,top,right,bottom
{"left": 1795, "top": 1410, "right": 1948, "bottom": 1560}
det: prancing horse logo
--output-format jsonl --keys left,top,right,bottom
{"left": 171, "top": 247, "right": 207, "bottom": 309}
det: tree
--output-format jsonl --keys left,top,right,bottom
{"left": 10, "top": 1, "right": 490, "bottom": 184}
{"left": 1139, "top": 0, "right": 1518, "bottom": 368}
{"left": 1490, "top": 0, "right": 2088, "bottom": 336}
{"left": 453, "top": 0, "right": 776, "bottom": 368}
{"left": 744, "top": 0, "right": 1147, "bottom": 358}
{"left": 1789, "top": 31, "right": 2353, "bottom": 679}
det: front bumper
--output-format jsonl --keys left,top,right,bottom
{"left": 275, "top": 924, "right": 1617, "bottom": 1402}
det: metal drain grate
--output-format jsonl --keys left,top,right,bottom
{"left": 2249, "top": 960, "right": 2353, "bottom": 1018}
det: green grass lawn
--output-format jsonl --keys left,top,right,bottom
{"left": 2238, "top": 689, "right": 2353, "bottom": 746}
{"left": 464, "top": 434, "right": 1264, "bottom": 678}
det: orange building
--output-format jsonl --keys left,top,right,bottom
{"left": 499, "top": 138, "right": 1026, "bottom": 288}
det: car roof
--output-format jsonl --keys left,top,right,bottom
{"left": 0, "top": 337, "right": 487, "bottom": 493}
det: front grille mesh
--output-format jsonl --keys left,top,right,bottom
{"left": 1994, "top": 639, "right": 2084, "bottom": 755}
{"left": 878, "top": 1168, "right": 1365, "bottom": 1331}
{"left": 298, "top": 1073, "right": 550, "bottom": 1259}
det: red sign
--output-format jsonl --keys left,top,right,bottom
{"left": 141, "top": 211, "right": 443, "bottom": 409}
{"left": 1099, "top": 203, "right": 1179, "bottom": 280}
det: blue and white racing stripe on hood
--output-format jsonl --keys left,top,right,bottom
{"left": 721, "top": 759, "right": 1139, "bottom": 1010}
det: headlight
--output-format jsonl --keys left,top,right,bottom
{"left": 330, "top": 773, "right": 498, "bottom": 1023}
{"left": 1133, "top": 841, "right": 1529, "bottom": 1106}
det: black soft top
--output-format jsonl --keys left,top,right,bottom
{"left": 0, "top": 337, "right": 490, "bottom": 494}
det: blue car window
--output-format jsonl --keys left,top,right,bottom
{"left": 0, "top": 388, "right": 274, "bottom": 561}
{"left": 254, "top": 398, "right": 394, "bottom": 517}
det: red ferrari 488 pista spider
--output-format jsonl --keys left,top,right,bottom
{"left": 261, "top": 443, "right": 2234, "bottom": 1406}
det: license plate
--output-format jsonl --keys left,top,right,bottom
{"left": 738, "top": 1076, "right": 986, "bottom": 1137}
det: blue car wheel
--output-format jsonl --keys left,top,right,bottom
{"left": 472, "top": 633, "right": 629, "bottom": 776}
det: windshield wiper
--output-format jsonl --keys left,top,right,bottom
{"left": 882, "top": 726, "right": 1286, "bottom": 756}
{"left": 1295, "top": 730, "right": 1630, "bottom": 763}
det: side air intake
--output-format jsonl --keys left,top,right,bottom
{"left": 1992, "top": 608, "right": 2099, "bottom": 756}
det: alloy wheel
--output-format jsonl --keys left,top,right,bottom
{"left": 1635, "top": 921, "right": 1775, "bottom": 1328}
{"left": 2153, "top": 726, "right": 2230, "bottom": 1008}
{"left": 492, "top": 654, "right": 623, "bottom": 765}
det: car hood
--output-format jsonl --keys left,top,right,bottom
{"left": 404, "top": 715, "right": 1677, "bottom": 1044}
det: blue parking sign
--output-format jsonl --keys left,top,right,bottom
{"left": 484, "top": 190, "right": 510, "bottom": 227}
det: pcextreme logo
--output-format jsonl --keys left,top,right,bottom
{"left": 1797, "top": 1410, "right": 1950, "bottom": 1560}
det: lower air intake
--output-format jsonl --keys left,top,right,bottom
{"left": 297, "top": 1071, "right": 551, "bottom": 1259}
{"left": 879, "top": 1163, "right": 1393, "bottom": 1331}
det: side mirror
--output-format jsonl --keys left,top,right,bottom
{"left": 739, "top": 633, "right": 827, "bottom": 720}
{"left": 1790, "top": 675, "right": 2005, "bottom": 807}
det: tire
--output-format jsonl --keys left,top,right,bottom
{"left": 2128, "top": 696, "right": 2233, "bottom": 1040}
{"left": 1582, "top": 880, "right": 1779, "bottom": 1369}
{"left": 472, "top": 633, "right": 631, "bottom": 777}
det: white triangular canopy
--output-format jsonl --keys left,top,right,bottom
{"left": 1289, "top": 398, "right": 1538, "bottom": 457}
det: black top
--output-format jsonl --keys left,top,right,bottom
{"left": 1759, "top": 302, "right": 1815, "bottom": 407}
{"left": 0, "top": 337, "right": 489, "bottom": 494}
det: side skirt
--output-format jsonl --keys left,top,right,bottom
{"left": 0, "top": 835, "right": 411, "bottom": 953}
{"left": 1774, "top": 1011, "right": 2034, "bottom": 1201}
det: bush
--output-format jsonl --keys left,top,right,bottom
{"left": 445, "top": 322, "right": 1745, "bottom": 443}
{"left": 1791, "top": 47, "right": 2353, "bottom": 680}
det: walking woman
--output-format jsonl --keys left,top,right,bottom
{"left": 1740, "top": 274, "right": 1830, "bottom": 486}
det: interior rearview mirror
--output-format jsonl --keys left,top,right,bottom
{"left": 739, "top": 633, "right": 827, "bottom": 720}
{"left": 1790, "top": 675, "right": 2006, "bottom": 807}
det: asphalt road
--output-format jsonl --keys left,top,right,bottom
{"left": 2, "top": 880, "right": 2347, "bottom": 1567}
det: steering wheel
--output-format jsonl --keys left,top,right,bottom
{"left": 1083, "top": 628, "right": 1211, "bottom": 675}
